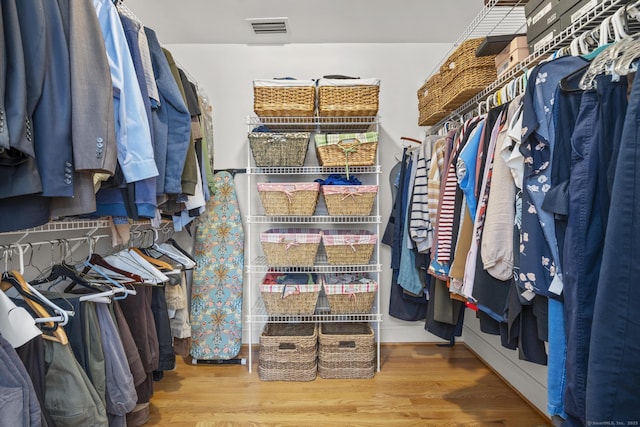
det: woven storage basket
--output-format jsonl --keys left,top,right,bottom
{"left": 417, "top": 73, "right": 450, "bottom": 126}
{"left": 440, "top": 38, "right": 497, "bottom": 111}
{"left": 322, "top": 230, "right": 376, "bottom": 265}
{"left": 318, "top": 322, "right": 375, "bottom": 379}
{"left": 317, "top": 78, "right": 380, "bottom": 117}
{"left": 257, "top": 182, "right": 319, "bottom": 216}
{"left": 314, "top": 132, "right": 378, "bottom": 172}
{"left": 259, "top": 323, "right": 317, "bottom": 382}
{"left": 260, "top": 281, "right": 321, "bottom": 316}
{"left": 260, "top": 228, "right": 322, "bottom": 266}
{"left": 323, "top": 273, "right": 377, "bottom": 314}
{"left": 248, "top": 132, "right": 310, "bottom": 167}
{"left": 253, "top": 80, "right": 316, "bottom": 118}
{"left": 321, "top": 184, "right": 377, "bottom": 216}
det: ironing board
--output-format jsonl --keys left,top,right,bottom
{"left": 190, "top": 171, "right": 245, "bottom": 362}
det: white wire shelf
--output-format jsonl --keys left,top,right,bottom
{"left": 4, "top": 219, "right": 112, "bottom": 234}
{"left": 246, "top": 294, "right": 383, "bottom": 324}
{"left": 429, "top": 0, "right": 629, "bottom": 131}
{"left": 246, "top": 256, "right": 381, "bottom": 274}
{"left": 247, "top": 115, "right": 380, "bottom": 133}
{"left": 427, "top": 0, "right": 527, "bottom": 79}
{"left": 247, "top": 165, "right": 381, "bottom": 175}
{"left": 247, "top": 215, "right": 381, "bottom": 224}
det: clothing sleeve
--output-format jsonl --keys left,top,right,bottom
{"left": 481, "top": 116, "right": 516, "bottom": 281}
{"left": 409, "top": 137, "right": 434, "bottom": 253}
{"left": 93, "top": 0, "right": 158, "bottom": 183}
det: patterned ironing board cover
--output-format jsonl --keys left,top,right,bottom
{"left": 190, "top": 171, "right": 244, "bottom": 360}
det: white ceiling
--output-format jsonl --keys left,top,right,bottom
{"left": 124, "top": 0, "right": 487, "bottom": 45}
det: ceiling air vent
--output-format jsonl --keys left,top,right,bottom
{"left": 247, "top": 17, "right": 288, "bottom": 35}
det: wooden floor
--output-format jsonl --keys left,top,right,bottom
{"left": 147, "top": 343, "right": 549, "bottom": 427}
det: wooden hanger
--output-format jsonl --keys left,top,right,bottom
{"left": 131, "top": 248, "right": 174, "bottom": 271}
{"left": 400, "top": 136, "right": 422, "bottom": 145}
{"left": 1, "top": 271, "right": 69, "bottom": 345}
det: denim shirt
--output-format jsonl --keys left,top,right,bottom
{"left": 518, "top": 56, "right": 587, "bottom": 297}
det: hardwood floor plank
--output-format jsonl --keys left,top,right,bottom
{"left": 147, "top": 344, "right": 550, "bottom": 427}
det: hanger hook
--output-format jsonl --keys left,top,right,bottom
{"left": 15, "top": 243, "right": 25, "bottom": 276}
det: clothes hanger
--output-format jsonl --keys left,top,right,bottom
{"left": 1, "top": 270, "right": 70, "bottom": 345}
{"left": 400, "top": 136, "right": 422, "bottom": 145}
{"left": 131, "top": 247, "right": 174, "bottom": 271}
{"left": 104, "top": 248, "right": 170, "bottom": 285}
{"left": 166, "top": 238, "right": 197, "bottom": 263}
{"left": 153, "top": 242, "right": 197, "bottom": 270}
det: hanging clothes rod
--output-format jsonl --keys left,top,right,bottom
{"left": 213, "top": 168, "right": 247, "bottom": 176}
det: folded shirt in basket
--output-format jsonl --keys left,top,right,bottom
{"left": 324, "top": 273, "right": 375, "bottom": 285}
{"left": 314, "top": 174, "right": 362, "bottom": 186}
{"left": 263, "top": 272, "right": 317, "bottom": 285}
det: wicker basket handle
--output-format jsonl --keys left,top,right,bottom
{"left": 338, "top": 340, "right": 356, "bottom": 349}
{"left": 278, "top": 342, "right": 297, "bottom": 351}
{"left": 336, "top": 138, "right": 362, "bottom": 179}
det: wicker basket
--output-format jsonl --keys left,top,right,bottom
{"left": 259, "top": 323, "right": 318, "bottom": 381}
{"left": 260, "top": 280, "right": 321, "bottom": 316}
{"left": 322, "top": 230, "right": 376, "bottom": 265}
{"left": 417, "top": 73, "right": 451, "bottom": 126}
{"left": 323, "top": 273, "right": 377, "bottom": 314}
{"left": 318, "top": 86, "right": 379, "bottom": 117}
{"left": 257, "top": 182, "right": 319, "bottom": 216}
{"left": 314, "top": 132, "right": 378, "bottom": 170}
{"left": 260, "top": 228, "right": 322, "bottom": 266}
{"left": 321, "top": 184, "right": 377, "bottom": 216}
{"left": 440, "top": 38, "right": 497, "bottom": 111}
{"left": 318, "top": 323, "right": 375, "bottom": 379}
{"left": 248, "top": 132, "right": 310, "bottom": 167}
{"left": 253, "top": 80, "right": 316, "bottom": 118}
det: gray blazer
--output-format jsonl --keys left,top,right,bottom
{"left": 57, "top": 0, "right": 117, "bottom": 175}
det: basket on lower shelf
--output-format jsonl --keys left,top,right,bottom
{"left": 248, "top": 132, "right": 311, "bottom": 167}
{"left": 257, "top": 182, "right": 319, "bottom": 216}
{"left": 322, "top": 273, "right": 378, "bottom": 314}
{"left": 322, "top": 230, "right": 376, "bottom": 265}
{"left": 260, "top": 280, "right": 321, "bottom": 316}
{"left": 321, "top": 184, "right": 377, "bottom": 216}
{"left": 253, "top": 79, "right": 316, "bottom": 118}
{"left": 317, "top": 78, "right": 380, "bottom": 117}
{"left": 318, "top": 322, "right": 375, "bottom": 379}
{"left": 314, "top": 132, "right": 378, "bottom": 170}
{"left": 259, "top": 323, "right": 318, "bottom": 382}
{"left": 260, "top": 228, "right": 322, "bottom": 266}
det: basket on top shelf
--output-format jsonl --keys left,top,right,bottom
{"left": 317, "top": 78, "right": 380, "bottom": 117}
{"left": 321, "top": 184, "right": 378, "bottom": 216}
{"left": 314, "top": 132, "right": 378, "bottom": 175}
{"left": 322, "top": 273, "right": 378, "bottom": 314}
{"left": 259, "top": 323, "right": 318, "bottom": 382}
{"left": 260, "top": 228, "right": 322, "bottom": 266}
{"left": 417, "top": 72, "right": 451, "bottom": 126}
{"left": 260, "top": 275, "right": 322, "bottom": 316}
{"left": 440, "top": 37, "right": 497, "bottom": 111}
{"left": 322, "top": 230, "right": 377, "bottom": 265}
{"left": 318, "top": 322, "right": 375, "bottom": 379}
{"left": 257, "top": 182, "right": 319, "bottom": 216}
{"left": 253, "top": 79, "right": 316, "bottom": 118}
{"left": 248, "top": 132, "right": 310, "bottom": 167}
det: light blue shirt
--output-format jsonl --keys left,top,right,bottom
{"left": 457, "top": 120, "right": 484, "bottom": 220}
{"left": 93, "top": 0, "right": 158, "bottom": 183}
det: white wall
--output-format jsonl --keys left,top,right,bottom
{"left": 164, "top": 42, "right": 452, "bottom": 344}
{"left": 166, "top": 42, "right": 550, "bottom": 416}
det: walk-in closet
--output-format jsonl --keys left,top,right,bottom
{"left": 2, "top": 1, "right": 639, "bottom": 426}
